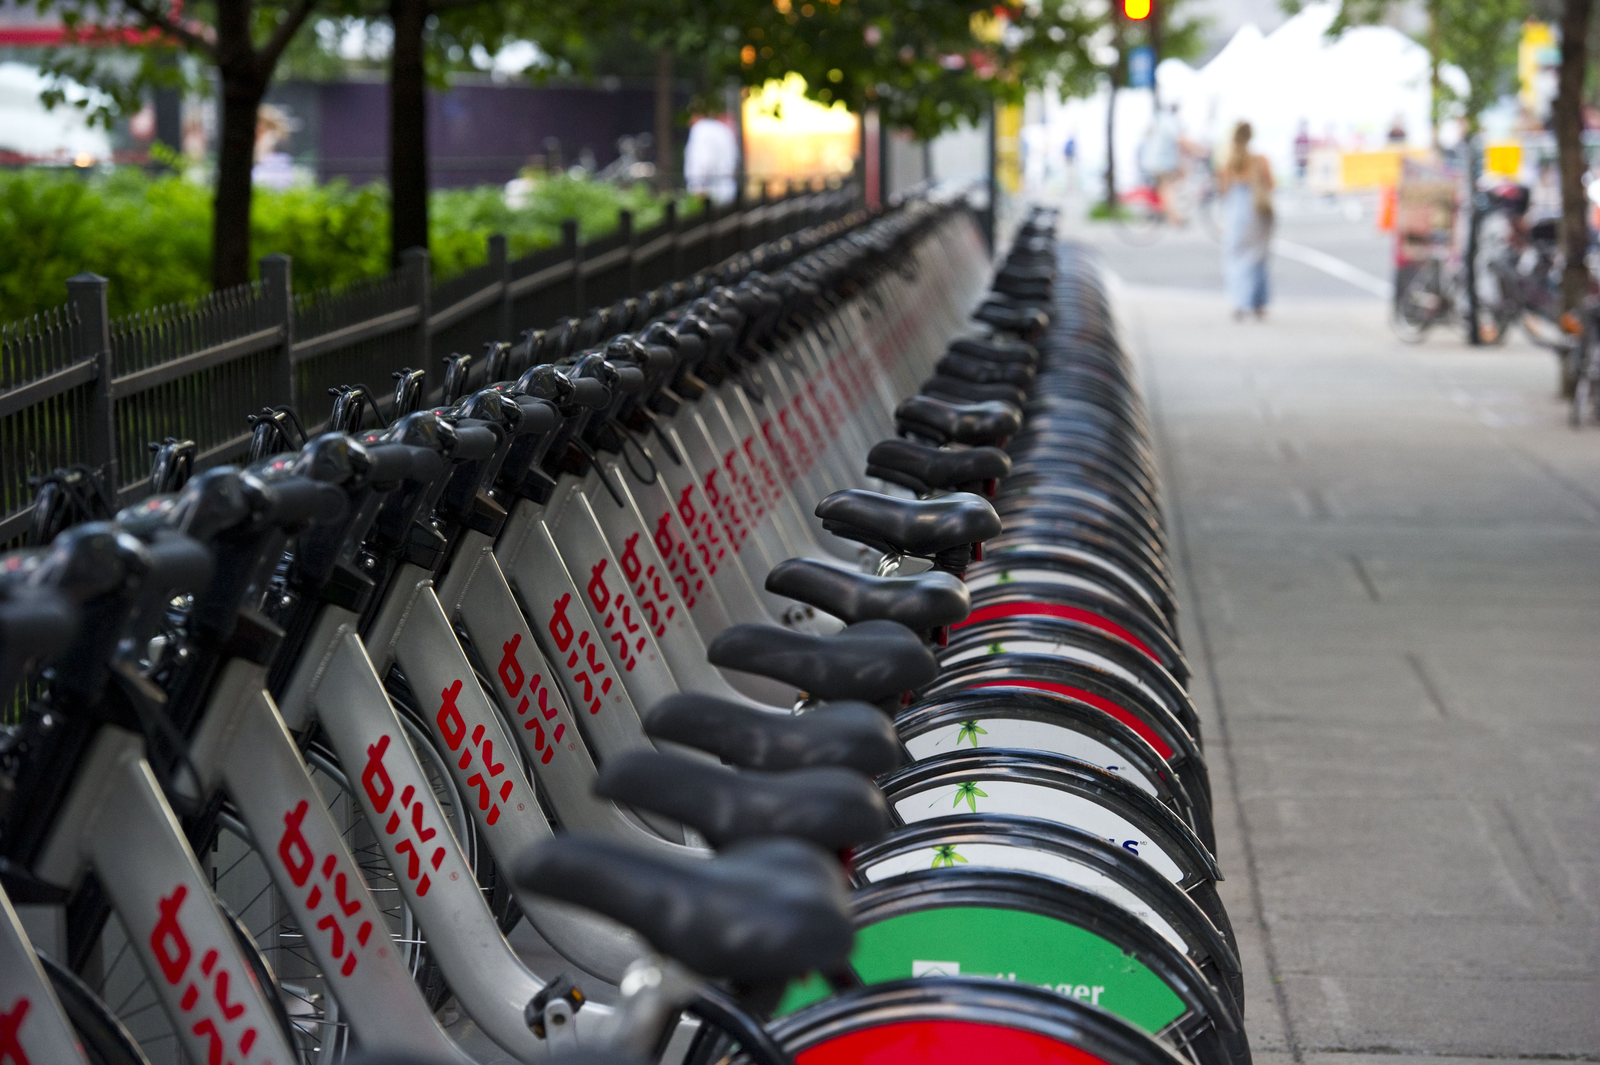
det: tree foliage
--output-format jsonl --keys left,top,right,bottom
{"left": 0, "top": 167, "right": 670, "bottom": 321}
{"left": 718, "top": 0, "right": 1101, "bottom": 139}
{"left": 27, "top": 0, "right": 326, "bottom": 289}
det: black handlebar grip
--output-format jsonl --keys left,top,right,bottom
{"left": 674, "top": 333, "right": 706, "bottom": 363}
{"left": 142, "top": 530, "right": 216, "bottom": 596}
{"left": 40, "top": 525, "right": 136, "bottom": 603}
{"left": 512, "top": 396, "right": 560, "bottom": 435}
{"left": 0, "top": 587, "right": 78, "bottom": 668}
{"left": 570, "top": 377, "right": 611, "bottom": 409}
{"left": 611, "top": 366, "right": 646, "bottom": 395}
{"left": 450, "top": 424, "right": 501, "bottom": 461}
{"left": 402, "top": 444, "right": 445, "bottom": 483}
{"left": 364, "top": 443, "right": 422, "bottom": 485}
{"left": 261, "top": 477, "right": 350, "bottom": 529}
{"left": 642, "top": 346, "right": 677, "bottom": 377}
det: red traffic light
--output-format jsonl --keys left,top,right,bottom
{"left": 1124, "top": 0, "right": 1150, "bottom": 18}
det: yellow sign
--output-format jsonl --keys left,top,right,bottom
{"left": 995, "top": 103, "right": 1023, "bottom": 194}
{"left": 1519, "top": 21, "right": 1556, "bottom": 111}
{"left": 1340, "top": 148, "right": 1432, "bottom": 189}
{"left": 1484, "top": 142, "right": 1523, "bottom": 176}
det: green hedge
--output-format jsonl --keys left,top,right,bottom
{"left": 0, "top": 168, "right": 679, "bottom": 322}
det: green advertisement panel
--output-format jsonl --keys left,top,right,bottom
{"left": 780, "top": 906, "right": 1186, "bottom": 1034}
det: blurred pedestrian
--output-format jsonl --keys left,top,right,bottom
{"left": 685, "top": 113, "right": 740, "bottom": 205}
{"left": 1140, "top": 104, "right": 1184, "bottom": 223}
{"left": 1293, "top": 119, "right": 1311, "bottom": 183}
{"left": 1219, "top": 121, "right": 1274, "bottom": 321}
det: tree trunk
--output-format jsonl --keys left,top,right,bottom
{"left": 1555, "top": 0, "right": 1593, "bottom": 313}
{"left": 1104, "top": 15, "right": 1123, "bottom": 214}
{"left": 654, "top": 49, "right": 674, "bottom": 191}
{"left": 390, "top": 0, "right": 430, "bottom": 266}
{"left": 1464, "top": 136, "right": 1483, "bottom": 345}
{"left": 1104, "top": 81, "right": 1117, "bottom": 212}
{"left": 212, "top": 71, "right": 266, "bottom": 289}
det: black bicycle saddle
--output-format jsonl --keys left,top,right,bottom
{"left": 995, "top": 262, "right": 1054, "bottom": 284}
{"left": 973, "top": 301, "right": 1048, "bottom": 340}
{"left": 765, "top": 558, "right": 971, "bottom": 632}
{"left": 514, "top": 835, "right": 853, "bottom": 983}
{"left": 895, "top": 395, "right": 1023, "bottom": 447}
{"left": 595, "top": 749, "right": 893, "bottom": 851}
{"left": 707, "top": 619, "right": 937, "bottom": 702}
{"left": 991, "top": 276, "right": 1052, "bottom": 302}
{"left": 921, "top": 375, "right": 1028, "bottom": 409}
{"left": 815, "top": 490, "right": 1002, "bottom": 564}
{"left": 934, "top": 352, "right": 1037, "bottom": 390}
{"left": 948, "top": 335, "right": 1039, "bottom": 366}
{"left": 865, "top": 438, "right": 1011, "bottom": 495}
{"left": 645, "top": 693, "right": 906, "bottom": 775}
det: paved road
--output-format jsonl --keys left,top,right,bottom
{"left": 1073, "top": 194, "right": 1394, "bottom": 303}
{"left": 1089, "top": 228, "right": 1600, "bottom": 1063}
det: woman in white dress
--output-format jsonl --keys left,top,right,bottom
{"left": 1218, "top": 122, "right": 1274, "bottom": 320}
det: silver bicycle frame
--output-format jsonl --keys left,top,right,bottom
{"left": 0, "top": 885, "right": 92, "bottom": 1065}
{"left": 437, "top": 529, "right": 696, "bottom": 854}
{"left": 33, "top": 725, "right": 301, "bottom": 1065}
{"left": 186, "top": 657, "right": 475, "bottom": 1063}
{"left": 278, "top": 609, "right": 617, "bottom": 1060}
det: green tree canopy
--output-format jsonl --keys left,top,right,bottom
{"left": 29, "top": 0, "right": 325, "bottom": 288}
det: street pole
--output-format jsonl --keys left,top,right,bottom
{"left": 1464, "top": 135, "right": 1483, "bottom": 346}
{"left": 1149, "top": 0, "right": 1162, "bottom": 111}
{"left": 1103, "top": 8, "right": 1124, "bottom": 215}
{"left": 986, "top": 97, "right": 998, "bottom": 251}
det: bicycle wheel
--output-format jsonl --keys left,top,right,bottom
{"left": 70, "top": 709, "right": 478, "bottom": 1065}
{"left": 38, "top": 951, "right": 152, "bottom": 1065}
{"left": 1391, "top": 262, "right": 1441, "bottom": 343}
{"left": 769, "top": 977, "right": 1192, "bottom": 1065}
{"left": 73, "top": 900, "right": 298, "bottom": 1065}
{"left": 1113, "top": 202, "right": 1164, "bottom": 247}
{"left": 1558, "top": 340, "right": 1582, "bottom": 399}
{"left": 1571, "top": 317, "right": 1600, "bottom": 427}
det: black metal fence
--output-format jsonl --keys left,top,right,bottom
{"left": 0, "top": 184, "right": 860, "bottom": 544}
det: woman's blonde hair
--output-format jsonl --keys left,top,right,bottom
{"left": 1225, "top": 121, "right": 1253, "bottom": 177}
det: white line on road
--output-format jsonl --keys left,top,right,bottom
{"left": 1272, "top": 238, "right": 1390, "bottom": 298}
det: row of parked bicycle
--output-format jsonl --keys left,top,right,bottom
{"left": 0, "top": 195, "right": 1247, "bottom": 1065}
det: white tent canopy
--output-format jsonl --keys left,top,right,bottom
{"left": 1039, "top": 1, "right": 1466, "bottom": 194}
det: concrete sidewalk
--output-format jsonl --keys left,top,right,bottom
{"left": 1118, "top": 283, "right": 1600, "bottom": 1063}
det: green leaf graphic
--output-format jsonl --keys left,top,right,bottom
{"left": 952, "top": 782, "right": 988, "bottom": 812}
{"left": 931, "top": 845, "right": 968, "bottom": 868}
{"left": 956, "top": 721, "right": 988, "bottom": 748}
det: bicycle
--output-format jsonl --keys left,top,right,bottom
{"left": 0, "top": 200, "right": 1245, "bottom": 1065}
{"left": 1571, "top": 302, "right": 1600, "bottom": 427}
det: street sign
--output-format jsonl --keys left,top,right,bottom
{"left": 1128, "top": 46, "right": 1155, "bottom": 89}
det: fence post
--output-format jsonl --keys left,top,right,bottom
{"left": 563, "top": 218, "right": 583, "bottom": 315}
{"left": 750, "top": 184, "right": 768, "bottom": 252}
{"left": 619, "top": 210, "right": 636, "bottom": 298}
{"left": 258, "top": 253, "right": 295, "bottom": 410}
{"left": 403, "top": 247, "right": 435, "bottom": 401}
{"left": 489, "top": 233, "right": 510, "bottom": 343}
{"left": 66, "top": 273, "right": 116, "bottom": 484}
{"left": 666, "top": 199, "right": 681, "bottom": 280}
